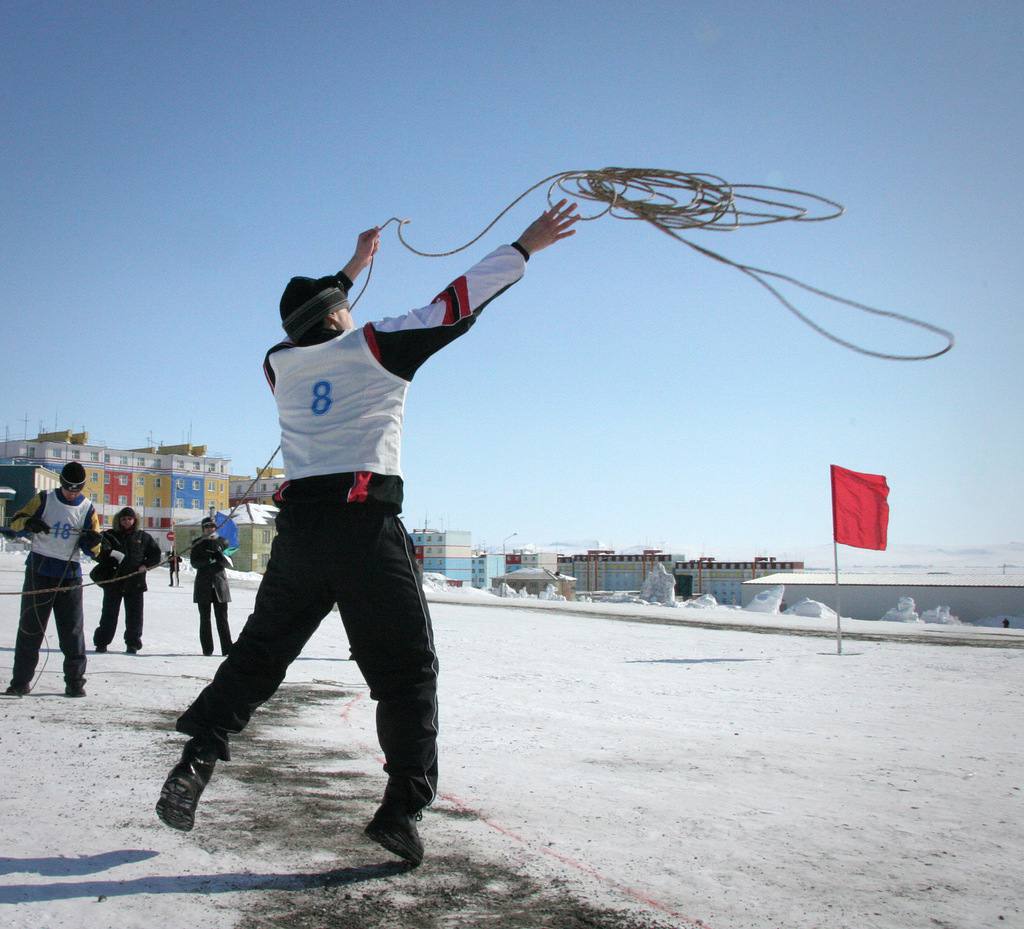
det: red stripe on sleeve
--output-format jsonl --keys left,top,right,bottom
{"left": 452, "top": 276, "right": 470, "bottom": 320}
{"left": 363, "top": 323, "right": 382, "bottom": 362}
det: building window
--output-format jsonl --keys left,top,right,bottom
{"left": 208, "top": 481, "right": 215, "bottom": 491}
{"left": 176, "top": 479, "right": 184, "bottom": 489}
{"left": 118, "top": 495, "right": 128, "bottom": 505}
{"left": 192, "top": 480, "right": 200, "bottom": 490}
{"left": 103, "top": 454, "right": 110, "bottom": 463}
{"left": 193, "top": 462, "right": 200, "bottom": 471}
{"left": 91, "top": 472, "right": 99, "bottom": 482}
{"left": 135, "top": 457, "right": 144, "bottom": 466}
{"left": 71, "top": 450, "right": 80, "bottom": 459}
{"left": 135, "top": 497, "right": 144, "bottom": 507}
{"left": 119, "top": 456, "right": 128, "bottom": 465}
{"left": 175, "top": 498, "right": 184, "bottom": 508}
{"left": 155, "top": 477, "right": 161, "bottom": 487}
{"left": 28, "top": 446, "right": 36, "bottom": 456}
{"left": 152, "top": 498, "right": 160, "bottom": 507}
{"left": 118, "top": 475, "right": 128, "bottom": 486}
{"left": 104, "top": 494, "right": 111, "bottom": 504}
{"left": 90, "top": 452, "right": 99, "bottom": 461}
{"left": 262, "top": 529, "right": 271, "bottom": 543}
{"left": 191, "top": 500, "right": 200, "bottom": 508}
{"left": 136, "top": 476, "right": 144, "bottom": 486}
{"left": 50, "top": 448, "right": 62, "bottom": 458}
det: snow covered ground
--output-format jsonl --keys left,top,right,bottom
{"left": 1, "top": 553, "right": 1022, "bottom": 929}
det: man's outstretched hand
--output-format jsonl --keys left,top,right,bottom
{"left": 342, "top": 227, "right": 381, "bottom": 283}
{"left": 516, "top": 199, "right": 579, "bottom": 256}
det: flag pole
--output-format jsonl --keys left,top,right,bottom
{"left": 833, "top": 539, "right": 843, "bottom": 655}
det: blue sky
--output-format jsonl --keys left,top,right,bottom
{"left": 2, "top": 1, "right": 1021, "bottom": 555}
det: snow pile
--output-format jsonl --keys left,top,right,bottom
{"left": 920, "top": 605, "right": 961, "bottom": 625}
{"left": 639, "top": 563, "right": 676, "bottom": 606}
{"left": 494, "top": 582, "right": 532, "bottom": 599}
{"left": 422, "top": 572, "right": 458, "bottom": 594}
{"left": 744, "top": 585, "right": 784, "bottom": 614}
{"left": 881, "top": 596, "right": 922, "bottom": 623}
{"left": 538, "top": 583, "right": 566, "bottom": 602}
{"left": 606, "top": 591, "right": 646, "bottom": 604}
{"left": 684, "top": 594, "right": 719, "bottom": 609}
{"left": 784, "top": 598, "right": 837, "bottom": 620}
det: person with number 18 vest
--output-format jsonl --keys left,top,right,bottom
{"left": 5, "top": 461, "right": 101, "bottom": 698}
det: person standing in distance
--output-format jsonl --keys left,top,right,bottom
{"left": 167, "top": 549, "right": 182, "bottom": 587}
{"left": 5, "top": 461, "right": 101, "bottom": 697}
{"left": 155, "top": 201, "right": 579, "bottom": 864}
{"left": 190, "top": 516, "right": 232, "bottom": 656}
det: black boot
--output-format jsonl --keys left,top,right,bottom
{"left": 156, "top": 739, "right": 218, "bottom": 832}
{"left": 365, "top": 803, "right": 424, "bottom": 866}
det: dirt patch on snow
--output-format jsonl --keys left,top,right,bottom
{"left": 170, "top": 683, "right": 678, "bottom": 929}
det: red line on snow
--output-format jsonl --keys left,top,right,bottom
{"left": 438, "top": 790, "right": 714, "bottom": 929}
{"left": 338, "top": 689, "right": 712, "bottom": 928}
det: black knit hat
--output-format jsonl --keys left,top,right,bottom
{"left": 201, "top": 516, "right": 216, "bottom": 529}
{"left": 115, "top": 506, "right": 138, "bottom": 522}
{"left": 60, "top": 461, "right": 86, "bottom": 488}
{"left": 279, "top": 274, "right": 350, "bottom": 341}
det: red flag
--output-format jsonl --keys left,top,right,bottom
{"left": 830, "top": 464, "right": 890, "bottom": 551}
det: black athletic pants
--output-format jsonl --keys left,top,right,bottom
{"left": 11, "top": 568, "right": 86, "bottom": 689}
{"left": 176, "top": 503, "right": 439, "bottom": 813}
{"left": 94, "top": 587, "right": 145, "bottom": 650}
{"left": 198, "top": 601, "right": 232, "bottom": 656}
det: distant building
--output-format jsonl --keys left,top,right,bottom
{"left": 506, "top": 550, "right": 559, "bottom": 573}
{"left": 0, "top": 462, "right": 61, "bottom": 520}
{"left": 411, "top": 529, "right": 473, "bottom": 584}
{"left": 493, "top": 567, "right": 576, "bottom": 600}
{"left": 676, "top": 556, "right": 804, "bottom": 605}
{"left": 0, "top": 483, "right": 16, "bottom": 527}
{"left": 229, "top": 468, "right": 286, "bottom": 507}
{"left": 558, "top": 551, "right": 804, "bottom": 603}
{"left": 558, "top": 550, "right": 686, "bottom": 594}
{"left": 0, "top": 430, "right": 230, "bottom": 538}
{"left": 471, "top": 552, "right": 506, "bottom": 590}
{"left": 743, "top": 572, "right": 1024, "bottom": 623}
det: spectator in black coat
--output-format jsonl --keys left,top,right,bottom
{"left": 191, "top": 516, "right": 232, "bottom": 656}
{"left": 92, "top": 507, "right": 162, "bottom": 654}
{"left": 167, "top": 550, "right": 182, "bottom": 586}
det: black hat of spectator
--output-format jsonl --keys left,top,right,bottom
{"left": 201, "top": 516, "right": 216, "bottom": 529}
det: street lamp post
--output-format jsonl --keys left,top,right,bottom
{"left": 502, "top": 532, "right": 517, "bottom": 561}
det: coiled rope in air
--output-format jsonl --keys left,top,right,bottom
{"left": 353, "top": 167, "right": 953, "bottom": 362}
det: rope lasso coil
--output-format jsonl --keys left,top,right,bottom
{"left": 358, "top": 167, "right": 954, "bottom": 362}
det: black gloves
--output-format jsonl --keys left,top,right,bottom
{"left": 25, "top": 516, "right": 50, "bottom": 534}
{"left": 79, "top": 530, "right": 102, "bottom": 550}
